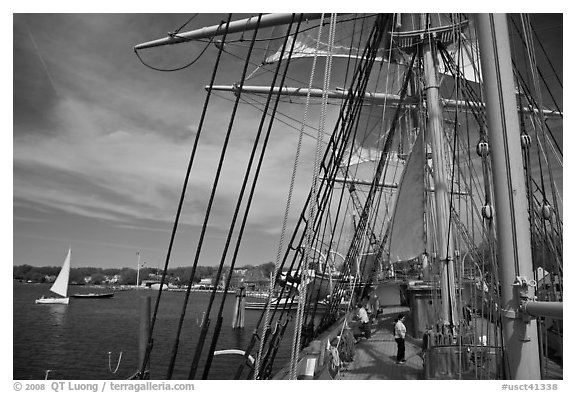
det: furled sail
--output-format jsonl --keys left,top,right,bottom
{"left": 264, "top": 32, "right": 388, "bottom": 65}
{"left": 388, "top": 129, "right": 425, "bottom": 262}
{"left": 50, "top": 249, "right": 71, "bottom": 297}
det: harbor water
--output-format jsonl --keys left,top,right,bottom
{"left": 13, "top": 282, "right": 293, "bottom": 380}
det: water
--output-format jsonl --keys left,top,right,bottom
{"left": 13, "top": 282, "right": 294, "bottom": 380}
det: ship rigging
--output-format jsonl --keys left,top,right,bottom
{"left": 133, "top": 13, "right": 562, "bottom": 380}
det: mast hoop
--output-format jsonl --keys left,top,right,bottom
{"left": 501, "top": 308, "right": 519, "bottom": 319}
{"left": 391, "top": 20, "right": 469, "bottom": 49}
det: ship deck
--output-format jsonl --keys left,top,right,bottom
{"left": 338, "top": 281, "right": 563, "bottom": 380}
{"left": 340, "top": 305, "right": 424, "bottom": 380}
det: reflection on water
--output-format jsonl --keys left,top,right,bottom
{"left": 46, "top": 304, "right": 67, "bottom": 327}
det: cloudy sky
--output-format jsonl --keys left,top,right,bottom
{"left": 13, "top": 12, "right": 329, "bottom": 269}
{"left": 11, "top": 11, "right": 564, "bottom": 270}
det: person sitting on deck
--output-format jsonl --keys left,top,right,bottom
{"left": 394, "top": 314, "right": 407, "bottom": 364}
{"left": 362, "top": 296, "right": 373, "bottom": 318}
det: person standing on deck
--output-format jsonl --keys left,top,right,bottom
{"left": 369, "top": 293, "right": 380, "bottom": 323}
{"left": 355, "top": 303, "right": 372, "bottom": 339}
{"left": 394, "top": 314, "right": 407, "bottom": 363}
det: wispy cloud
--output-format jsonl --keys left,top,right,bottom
{"left": 14, "top": 232, "right": 165, "bottom": 253}
{"left": 14, "top": 13, "right": 324, "bottom": 241}
{"left": 14, "top": 88, "right": 317, "bottom": 233}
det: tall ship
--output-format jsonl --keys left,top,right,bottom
{"left": 132, "top": 13, "right": 562, "bottom": 380}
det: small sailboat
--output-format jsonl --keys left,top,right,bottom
{"left": 35, "top": 249, "right": 71, "bottom": 305}
{"left": 71, "top": 292, "right": 114, "bottom": 299}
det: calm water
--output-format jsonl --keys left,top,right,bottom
{"left": 13, "top": 282, "right": 294, "bottom": 380}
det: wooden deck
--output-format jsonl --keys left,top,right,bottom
{"left": 339, "top": 305, "right": 424, "bottom": 380}
{"left": 337, "top": 280, "right": 563, "bottom": 380}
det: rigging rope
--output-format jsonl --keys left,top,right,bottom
{"left": 255, "top": 14, "right": 388, "bottom": 375}
{"left": 529, "top": 19, "right": 563, "bottom": 89}
{"left": 288, "top": 12, "right": 329, "bottom": 380}
{"left": 301, "top": 7, "right": 337, "bottom": 355}
{"left": 139, "top": 14, "right": 233, "bottom": 380}
{"left": 201, "top": 15, "right": 301, "bottom": 380}
{"left": 316, "top": 13, "right": 390, "bottom": 326}
{"left": 247, "top": 14, "right": 394, "bottom": 377}
{"left": 510, "top": 16, "right": 563, "bottom": 117}
{"left": 185, "top": 14, "right": 263, "bottom": 380}
{"left": 134, "top": 35, "right": 214, "bottom": 72}
{"left": 233, "top": 14, "right": 346, "bottom": 380}
{"left": 302, "top": 15, "right": 369, "bottom": 332}
{"left": 520, "top": 14, "right": 563, "bottom": 226}
{"left": 519, "top": 14, "right": 563, "bottom": 314}
{"left": 323, "top": 17, "right": 408, "bottom": 322}
{"left": 169, "top": 14, "right": 199, "bottom": 38}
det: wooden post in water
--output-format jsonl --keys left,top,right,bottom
{"left": 139, "top": 295, "right": 151, "bottom": 377}
{"left": 232, "top": 282, "right": 246, "bottom": 329}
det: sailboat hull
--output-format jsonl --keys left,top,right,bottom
{"left": 35, "top": 297, "right": 69, "bottom": 304}
{"left": 36, "top": 248, "right": 72, "bottom": 305}
{"left": 71, "top": 293, "right": 114, "bottom": 299}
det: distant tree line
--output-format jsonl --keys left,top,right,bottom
{"left": 13, "top": 261, "right": 277, "bottom": 286}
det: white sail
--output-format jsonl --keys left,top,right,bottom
{"left": 50, "top": 249, "right": 71, "bottom": 297}
{"left": 388, "top": 129, "right": 425, "bottom": 262}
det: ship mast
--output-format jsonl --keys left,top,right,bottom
{"left": 475, "top": 13, "right": 540, "bottom": 380}
{"left": 134, "top": 13, "right": 562, "bottom": 380}
{"left": 419, "top": 13, "right": 459, "bottom": 329}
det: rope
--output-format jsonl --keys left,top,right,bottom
{"left": 158, "top": 14, "right": 233, "bottom": 380}
{"left": 249, "top": 15, "right": 392, "bottom": 373}
{"left": 185, "top": 12, "right": 296, "bottom": 380}
{"left": 509, "top": 17, "right": 563, "bottom": 116}
{"left": 186, "top": 15, "right": 263, "bottom": 380}
{"left": 302, "top": 14, "right": 339, "bottom": 329}
{"left": 293, "top": 14, "right": 369, "bottom": 328}
{"left": 304, "top": 8, "right": 370, "bottom": 344}
{"left": 251, "top": 13, "right": 308, "bottom": 376}
{"left": 520, "top": 14, "right": 563, "bottom": 242}
{"left": 444, "top": 45, "right": 462, "bottom": 330}
{"left": 519, "top": 14, "right": 563, "bottom": 308}
{"left": 199, "top": 13, "right": 287, "bottom": 376}
{"left": 169, "top": 14, "right": 199, "bottom": 37}
{"left": 209, "top": 13, "right": 309, "bottom": 380}
{"left": 107, "top": 351, "right": 123, "bottom": 374}
{"left": 529, "top": 19, "right": 562, "bottom": 88}
{"left": 288, "top": 13, "right": 327, "bottom": 380}
{"left": 134, "top": 36, "right": 214, "bottom": 72}
{"left": 512, "top": 67, "right": 562, "bottom": 155}
{"left": 321, "top": 15, "right": 391, "bottom": 320}
{"left": 325, "top": 34, "right": 414, "bottom": 320}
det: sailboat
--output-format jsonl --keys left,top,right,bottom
{"left": 35, "top": 249, "right": 71, "bottom": 305}
{"left": 133, "top": 13, "right": 562, "bottom": 380}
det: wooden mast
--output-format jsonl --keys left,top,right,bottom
{"left": 420, "top": 13, "right": 459, "bottom": 328}
{"left": 476, "top": 13, "right": 541, "bottom": 380}
{"left": 208, "top": 86, "right": 562, "bottom": 117}
{"left": 134, "top": 14, "right": 325, "bottom": 50}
